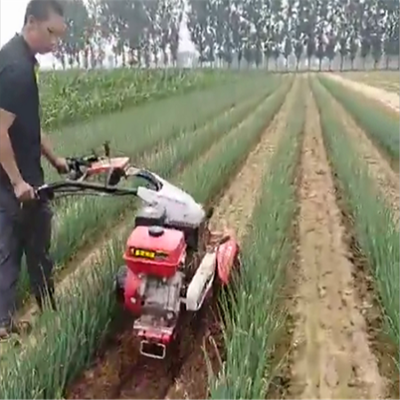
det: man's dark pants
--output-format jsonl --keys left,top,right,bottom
{"left": 0, "top": 188, "right": 54, "bottom": 327}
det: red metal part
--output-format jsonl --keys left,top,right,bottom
{"left": 123, "top": 226, "right": 186, "bottom": 278}
{"left": 123, "top": 269, "right": 142, "bottom": 316}
{"left": 87, "top": 157, "right": 130, "bottom": 176}
{"left": 216, "top": 234, "right": 240, "bottom": 285}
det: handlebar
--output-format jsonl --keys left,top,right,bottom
{"left": 35, "top": 169, "right": 162, "bottom": 201}
{"left": 35, "top": 180, "right": 139, "bottom": 201}
{"left": 36, "top": 144, "right": 163, "bottom": 201}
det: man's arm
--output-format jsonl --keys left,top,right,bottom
{"left": 0, "top": 108, "right": 23, "bottom": 186}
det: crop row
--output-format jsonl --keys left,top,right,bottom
{"left": 208, "top": 78, "right": 305, "bottom": 399}
{"left": 16, "top": 75, "right": 282, "bottom": 308}
{"left": 318, "top": 76, "right": 399, "bottom": 161}
{"left": 39, "top": 69, "right": 237, "bottom": 130}
{"left": 0, "top": 76, "right": 291, "bottom": 399}
{"left": 311, "top": 77, "right": 399, "bottom": 352}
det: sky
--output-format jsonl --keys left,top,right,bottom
{"left": 0, "top": 0, "right": 195, "bottom": 68}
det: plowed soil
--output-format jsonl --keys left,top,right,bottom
{"left": 325, "top": 73, "right": 399, "bottom": 115}
{"left": 66, "top": 77, "right": 299, "bottom": 399}
{"left": 284, "top": 85, "right": 386, "bottom": 399}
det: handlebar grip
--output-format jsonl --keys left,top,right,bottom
{"left": 65, "top": 155, "right": 101, "bottom": 181}
{"left": 65, "top": 157, "right": 86, "bottom": 181}
{"left": 34, "top": 185, "right": 54, "bottom": 201}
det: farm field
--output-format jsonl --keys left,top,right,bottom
{"left": 0, "top": 71, "right": 398, "bottom": 400}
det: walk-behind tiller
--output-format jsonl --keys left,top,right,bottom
{"left": 36, "top": 145, "right": 240, "bottom": 360}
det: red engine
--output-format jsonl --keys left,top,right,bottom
{"left": 116, "top": 224, "right": 240, "bottom": 359}
{"left": 119, "top": 225, "right": 187, "bottom": 358}
{"left": 123, "top": 225, "right": 186, "bottom": 278}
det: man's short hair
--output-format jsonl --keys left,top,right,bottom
{"left": 24, "top": 0, "right": 64, "bottom": 25}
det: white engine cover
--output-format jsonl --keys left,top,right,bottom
{"left": 137, "top": 173, "right": 206, "bottom": 227}
{"left": 185, "top": 252, "right": 217, "bottom": 311}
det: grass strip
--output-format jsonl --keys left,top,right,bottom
{"left": 16, "top": 78, "right": 281, "bottom": 307}
{"left": 207, "top": 79, "right": 305, "bottom": 399}
{"left": 0, "top": 76, "right": 291, "bottom": 399}
{"left": 318, "top": 75, "right": 399, "bottom": 161}
{"left": 311, "top": 77, "right": 399, "bottom": 353}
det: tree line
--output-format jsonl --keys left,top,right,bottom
{"left": 56, "top": 0, "right": 399, "bottom": 70}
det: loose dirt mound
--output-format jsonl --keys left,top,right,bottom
{"left": 325, "top": 73, "right": 399, "bottom": 114}
{"left": 286, "top": 86, "right": 385, "bottom": 399}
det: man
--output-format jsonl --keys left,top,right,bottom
{"left": 0, "top": 0, "right": 68, "bottom": 341}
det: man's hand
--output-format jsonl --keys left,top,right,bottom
{"left": 13, "top": 180, "right": 35, "bottom": 202}
{"left": 53, "top": 157, "right": 69, "bottom": 174}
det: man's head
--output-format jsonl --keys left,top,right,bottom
{"left": 23, "top": 0, "right": 66, "bottom": 54}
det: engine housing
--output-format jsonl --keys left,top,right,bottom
{"left": 123, "top": 225, "right": 186, "bottom": 279}
{"left": 134, "top": 205, "right": 206, "bottom": 251}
